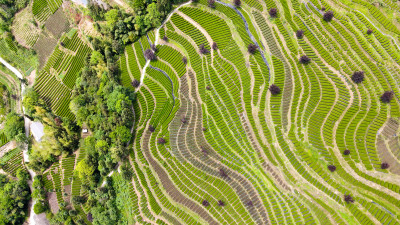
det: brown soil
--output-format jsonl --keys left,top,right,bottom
{"left": 33, "top": 34, "right": 57, "bottom": 70}
{"left": 27, "top": 70, "right": 36, "bottom": 86}
{"left": 63, "top": 185, "right": 72, "bottom": 205}
{"left": 45, "top": 8, "right": 70, "bottom": 39}
{"left": 47, "top": 192, "right": 60, "bottom": 214}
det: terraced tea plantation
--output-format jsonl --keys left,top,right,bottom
{"left": 117, "top": 0, "right": 400, "bottom": 224}
{"left": 24, "top": 0, "right": 400, "bottom": 224}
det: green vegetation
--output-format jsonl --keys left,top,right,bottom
{"left": 88, "top": 0, "right": 188, "bottom": 44}
{"left": 0, "top": 0, "right": 29, "bottom": 34}
{"left": 2, "top": 111, "right": 25, "bottom": 142}
{"left": 0, "top": 83, "right": 10, "bottom": 117}
{"left": 1, "top": 0, "right": 400, "bottom": 224}
{"left": 23, "top": 88, "right": 80, "bottom": 172}
{"left": 32, "top": 175, "right": 49, "bottom": 214}
{"left": 0, "top": 169, "right": 31, "bottom": 225}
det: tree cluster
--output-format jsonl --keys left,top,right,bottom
{"left": 70, "top": 39, "right": 135, "bottom": 180}
{"left": 381, "top": 162, "right": 389, "bottom": 169}
{"left": 3, "top": 111, "right": 25, "bottom": 143}
{"left": 344, "top": 194, "right": 354, "bottom": 203}
{"left": 234, "top": 0, "right": 241, "bottom": 7}
{"left": 212, "top": 42, "right": 218, "bottom": 50}
{"left": 23, "top": 88, "right": 80, "bottom": 172}
{"left": 0, "top": 0, "right": 29, "bottom": 34}
{"left": 199, "top": 44, "right": 209, "bottom": 54}
{"left": 296, "top": 30, "right": 304, "bottom": 39}
{"left": 327, "top": 165, "right": 336, "bottom": 172}
{"left": 269, "top": 8, "right": 278, "bottom": 18}
{"left": 131, "top": 79, "right": 140, "bottom": 88}
{"left": 323, "top": 11, "right": 334, "bottom": 22}
{"left": 85, "top": 178, "right": 121, "bottom": 225}
{"left": 299, "top": 55, "right": 311, "bottom": 64}
{"left": 269, "top": 84, "right": 281, "bottom": 95}
{"left": 88, "top": 0, "right": 187, "bottom": 44}
{"left": 49, "top": 203, "right": 83, "bottom": 225}
{"left": 32, "top": 175, "right": 49, "bottom": 214}
{"left": 351, "top": 71, "right": 364, "bottom": 83}
{"left": 248, "top": 44, "right": 258, "bottom": 54}
{"left": 381, "top": 91, "right": 394, "bottom": 103}
{"left": 0, "top": 169, "right": 31, "bottom": 224}
{"left": 144, "top": 49, "right": 156, "bottom": 61}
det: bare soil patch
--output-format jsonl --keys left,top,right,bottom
{"left": 45, "top": 8, "right": 70, "bottom": 39}
{"left": 47, "top": 192, "right": 60, "bottom": 214}
{"left": 63, "top": 185, "right": 72, "bottom": 205}
{"left": 27, "top": 69, "right": 36, "bottom": 86}
{"left": 33, "top": 34, "right": 57, "bottom": 70}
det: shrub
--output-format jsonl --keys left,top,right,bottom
{"left": 299, "top": 55, "right": 311, "bottom": 64}
{"left": 181, "top": 117, "right": 187, "bottom": 124}
{"left": 218, "top": 200, "right": 225, "bottom": 206}
{"left": 199, "top": 44, "right": 209, "bottom": 54}
{"left": 206, "top": 86, "right": 211, "bottom": 90}
{"left": 343, "top": 149, "right": 350, "bottom": 155}
{"left": 149, "top": 125, "right": 155, "bottom": 132}
{"left": 328, "top": 165, "right": 336, "bottom": 172}
{"left": 200, "top": 146, "right": 208, "bottom": 155}
{"left": 202, "top": 127, "right": 207, "bottom": 131}
{"left": 208, "top": 0, "right": 215, "bottom": 8}
{"left": 351, "top": 71, "right": 364, "bottom": 83}
{"left": 344, "top": 194, "right": 354, "bottom": 203}
{"left": 33, "top": 201, "right": 48, "bottom": 214}
{"left": 158, "top": 138, "right": 166, "bottom": 144}
{"left": 323, "top": 11, "right": 334, "bottom": 22}
{"left": 162, "top": 36, "right": 168, "bottom": 42}
{"left": 212, "top": 42, "right": 218, "bottom": 50}
{"left": 381, "top": 162, "right": 389, "bottom": 169}
{"left": 219, "top": 168, "right": 228, "bottom": 178}
{"left": 367, "top": 29, "right": 373, "bottom": 35}
{"left": 234, "top": 0, "right": 241, "bottom": 7}
{"left": 381, "top": 91, "right": 394, "bottom": 103}
{"left": 69, "top": 210, "right": 78, "bottom": 217}
{"left": 144, "top": 49, "right": 156, "bottom": 61}
{"left": 248, "top": 44, "right": 258, "bottom": 54}
{"left": 269, "top": 84, "right": 281, "bottom": 95}
{"left": 121, "top": 163, "right": 133, "bottom": 181}
{"left": 182, "top": 56, "right": 187, "bottom": 64}
{"left": 269, "top": 8, "right": 278, "bottom": 17}
{"left": 321, "top": 7, "right": 326, "bottom": 11}
{"left": 151, "top": 44, "right": 157, "bottom": 52}
{"left": 296, "top": 30, "right": 304, "bottom": 39}
{"left": 202, "top": 200, "right": 210, "bottom": 206}
{"left": 72, "top": 195, "right": 87, "bottom": 205}
{"left": 131, "top": 79, "right": 140, "bottom": 88}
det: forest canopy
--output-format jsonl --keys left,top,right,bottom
{"left": 88, "top": 0, "right": 188, "bottom": 44}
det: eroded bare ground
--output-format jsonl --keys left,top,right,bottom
{"left": 47, "top": 192, "right": 60, "bottom": 214}
{"left": 141, "top": 78, "right": 219, "bottom": 224}
{"left": 45, "top": 8, "right": 70, "bottom": 39}
{"left": 169, "top": 71, "right": 269, "bottom": 224}
{"left": 378, "top": 118, "right": 400, "bottom": 175}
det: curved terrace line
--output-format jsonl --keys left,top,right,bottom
{"left": 215, "top": 0, "right": 271, "bottom": 79}
{"left": 139, "top": 1, "right": 192, "bottom": 85}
